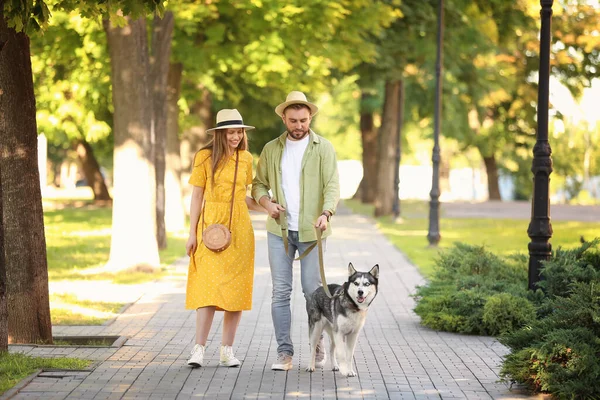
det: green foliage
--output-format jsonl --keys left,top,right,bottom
{"left": 536, "top": 239, "right": 600, "bottom": 297}
{"left": 168, "top": 0, "right": 396, "bottom": 155}
{"left": 4, "top": 0, "right": 164, "bottom": 34}
{"left": 499, "top": 242, "right": 600, "bottom": 398}
{"left": 482, "top": 293, "right": 536, "bottom": 335}
{"left": 30, "top": 10, "right": 113, "bottom": 168}
{"left": 413, "top": 243, "right": 534, "bottom": 335}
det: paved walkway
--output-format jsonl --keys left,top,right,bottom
{"left": 6, "top": 205, "right": 542, "bottom": 400}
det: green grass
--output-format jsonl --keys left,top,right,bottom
{"left": 50, "top": 293, "right": 126, "bottom": 326}
{"left": 44, "top": 202, "right": 187, "bottom": 281}
{"left": 344, "top": 199, "right": 600, "bottom": 277}
{"left": 0, "top": 352, "right": 90, "bottom": 395}
{"left": 44, "top": 201, "right": 187, "bottom": 325}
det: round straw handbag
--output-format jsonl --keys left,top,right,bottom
{"left": 202, "top": 224, "right": 232, "bottom": 252}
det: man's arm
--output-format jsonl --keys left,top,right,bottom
{"left": 321, "top": 141, "right": 340, "bottom": 217}
{"left": 252, "top": 146, "right": 285, "bottom": 219}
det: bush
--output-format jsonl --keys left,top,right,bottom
{"left": 482, "top": 293, "right": 536, "bottom": 335}
{"left": 500, "top": 241, "right": 600, "bottom": 399}
{"left": 414, "top": 240, "right": 600, "bottom": 398}
{"left": 413, "top": 243, "right": 533, "bottom": 336}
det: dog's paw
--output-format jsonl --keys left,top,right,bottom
{"left": 346, "top": 370, "right": 357, "bottom": 377}
{"left": 305, "top": 366, "right": 315, "bottom": 373}
{"left": 331, "top": 365, "right": 339, "bottom": 371}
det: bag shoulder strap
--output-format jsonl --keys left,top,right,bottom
{"left": 228, "top": 150, "right": 239, "bottom": 231}
{"left": 201, "top": 150, "right": 239, "bottom": 232}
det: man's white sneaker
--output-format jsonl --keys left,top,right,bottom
{"left": 187, "top": 344, "right": 205, "bottom": 368}
{"left": 220, "top": 345, "right": 241, "bottom": 367}
{"left": 271, "top": 353, "right": 293, "bottom": 371}
{"left": 315, "top": 337, "right": 327, "bottom": 368}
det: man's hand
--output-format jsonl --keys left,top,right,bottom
{"left": 266, "top": 200, "right": 286, "bottom": 219}
{"left": 315, "top": 215, "right": 328, "bottom": 231}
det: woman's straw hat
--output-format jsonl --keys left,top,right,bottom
{"left": 206, "top": 109, "right": 255, "bottom": 133}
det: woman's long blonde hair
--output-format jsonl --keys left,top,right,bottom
{"left": 196, "top": 128, "right": 249, "bottom": 185}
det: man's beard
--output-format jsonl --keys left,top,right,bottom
{"left": 287, "top": 128, "right": 309, "bottom": 141}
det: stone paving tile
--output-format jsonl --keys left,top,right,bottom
{"left": 6, "top": 207, "right": 544, "bottom": 400}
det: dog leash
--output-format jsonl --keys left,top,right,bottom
{"left": 278, "top": 213, "right": 332, "bottom": 298}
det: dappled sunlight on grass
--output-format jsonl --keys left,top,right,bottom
{"left": 42, "top": 200, "right": 190, "bottom": 327}
{"left": 50, "top": 293, "right": 126, "bottom": 325}
{"left": 345, "top": 198, "right": 600, "bottom": 278}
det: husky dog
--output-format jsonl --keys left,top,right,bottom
{"left": 305, "top": 263, "right": 379, "bottom": 377}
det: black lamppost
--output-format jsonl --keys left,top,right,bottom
{"left": 427, "top": 0, "right": 444, "bottom": 246}
{"left": 527, "top": 0, "right": 554, "bottom": 290}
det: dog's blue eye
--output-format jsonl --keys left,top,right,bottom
{"left": 354, "top": 282, "right": 359, "bottom": 286}
{"left": 364, "top": 282, "right": 370, "bottom": 286}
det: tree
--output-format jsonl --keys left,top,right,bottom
{"left": 30, "top": 10, "right": 113, "bottom": 201}
{"left": 164, "top": 62, "right": 186, "bottom": 232}
{"left": 375, "top": 80, "right": 403, "bottom": 216}
{"left": 0, "top": 160, "right": 6, "bottom": 352}
{"left": 1, "top": 0, "right": 162, "bottom": 344}
{"left": 0, "top": 2, "right": 53, "bottom": 344}
{"left": 353, "top": 0, "right": 436, "bottom": 215}
{"left": 104, "top": 15, "right": 160, "bottom": 270}
{"left": 150, "top": 12, "right": 175, "bottom": 250}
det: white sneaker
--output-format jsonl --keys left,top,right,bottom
{"left": 187, "top": 344, "right": 205, "bottom": 368}
{"left": 220, "top": 345, "right": 241, "bottom": 367}
{"left": 271, "top": 353, "right": 293, "bottom": 371}
{"left": 315, "top": 337, "right": 327, "bottom": 368}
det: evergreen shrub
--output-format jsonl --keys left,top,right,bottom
{"left": 499, "top": 241, "right": 600, "bottom": 398}
{"left": 413, "top": 243, "right": 533, "bottom": 335}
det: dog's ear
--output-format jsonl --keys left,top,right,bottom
{"left": 348, "top": 262, "right": 357, "bottom": 276}
{"left": 369, "top": 264, "right": 379, "bottom": 279}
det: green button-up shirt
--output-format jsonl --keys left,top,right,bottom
{"left": 252, "top": 130, "right": 340, "bottom": 242}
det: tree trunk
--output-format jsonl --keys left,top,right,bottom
{"left": 104, "top": 16, "right": 160, "bottom": 271}
{"left": 0, "top": 161, "right": 7, "bottom": 352}
{"left": 0, "top": 15, "right": 52, "bottom": 344}
{"left": 354, "top": 91, "right": 379, "bottom": 204}
{"left": 180, "top": 87, "right": 212, "bottom": 173}
{"left": 482, "top": 155, "right": 502, "bottom": 200}
{"left": 165, "top": 62, "right": 186, "bottom": 232}
{"left": 374, "top": 80, "right": 401, "bottom": 217}
{"left": 75, "top": 139, "right": 111, "bottom": 201}
{"left": 393, "top": 80, "right": 405, "bottom": 218}
{"left": 150, "top": 12, "right": 174, "bottom": 250}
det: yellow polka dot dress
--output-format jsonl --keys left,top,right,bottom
{"left": 186, "top": 149, "right": 255, "bottom": 311}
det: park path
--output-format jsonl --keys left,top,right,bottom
{"left": 5, "top": 204, "right": 545, "bottom": 400}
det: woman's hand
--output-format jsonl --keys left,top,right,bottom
{"left": 186, "top": 233, "right": 198, "bottom": 256}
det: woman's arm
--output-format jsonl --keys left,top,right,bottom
{"left": 186, "top": 186, "right": 205, "bottom": 256}
{"left": 245, "top": 195, "right": 267, "bottom": 213}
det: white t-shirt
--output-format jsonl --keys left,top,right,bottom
{"left": 281, "top": 135, "right": 310, "bottom": 231}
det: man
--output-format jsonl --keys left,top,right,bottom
{"left": 252, "top": 91, "right": 340, "bottom": 371}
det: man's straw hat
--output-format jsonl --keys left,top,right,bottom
{"left": 275, "top": 91, "right": 319, "bottom": 117}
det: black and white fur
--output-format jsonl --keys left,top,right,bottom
{"left": 305, "top": 263, "right": 379, "bottom": 377}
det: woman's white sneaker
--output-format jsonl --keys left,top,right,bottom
{"left": 187, "top": 344, "right": 205, "bottom": 368}
{"left": 219, "top": 345, "right": 241, "bottom": 367}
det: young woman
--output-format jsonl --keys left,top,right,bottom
{"left": 185, "top": 109, "right": 265, "bottom": 368}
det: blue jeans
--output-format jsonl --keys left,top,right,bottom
{"left": 267, "top": 231, "right": 324, "bottom": 356}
